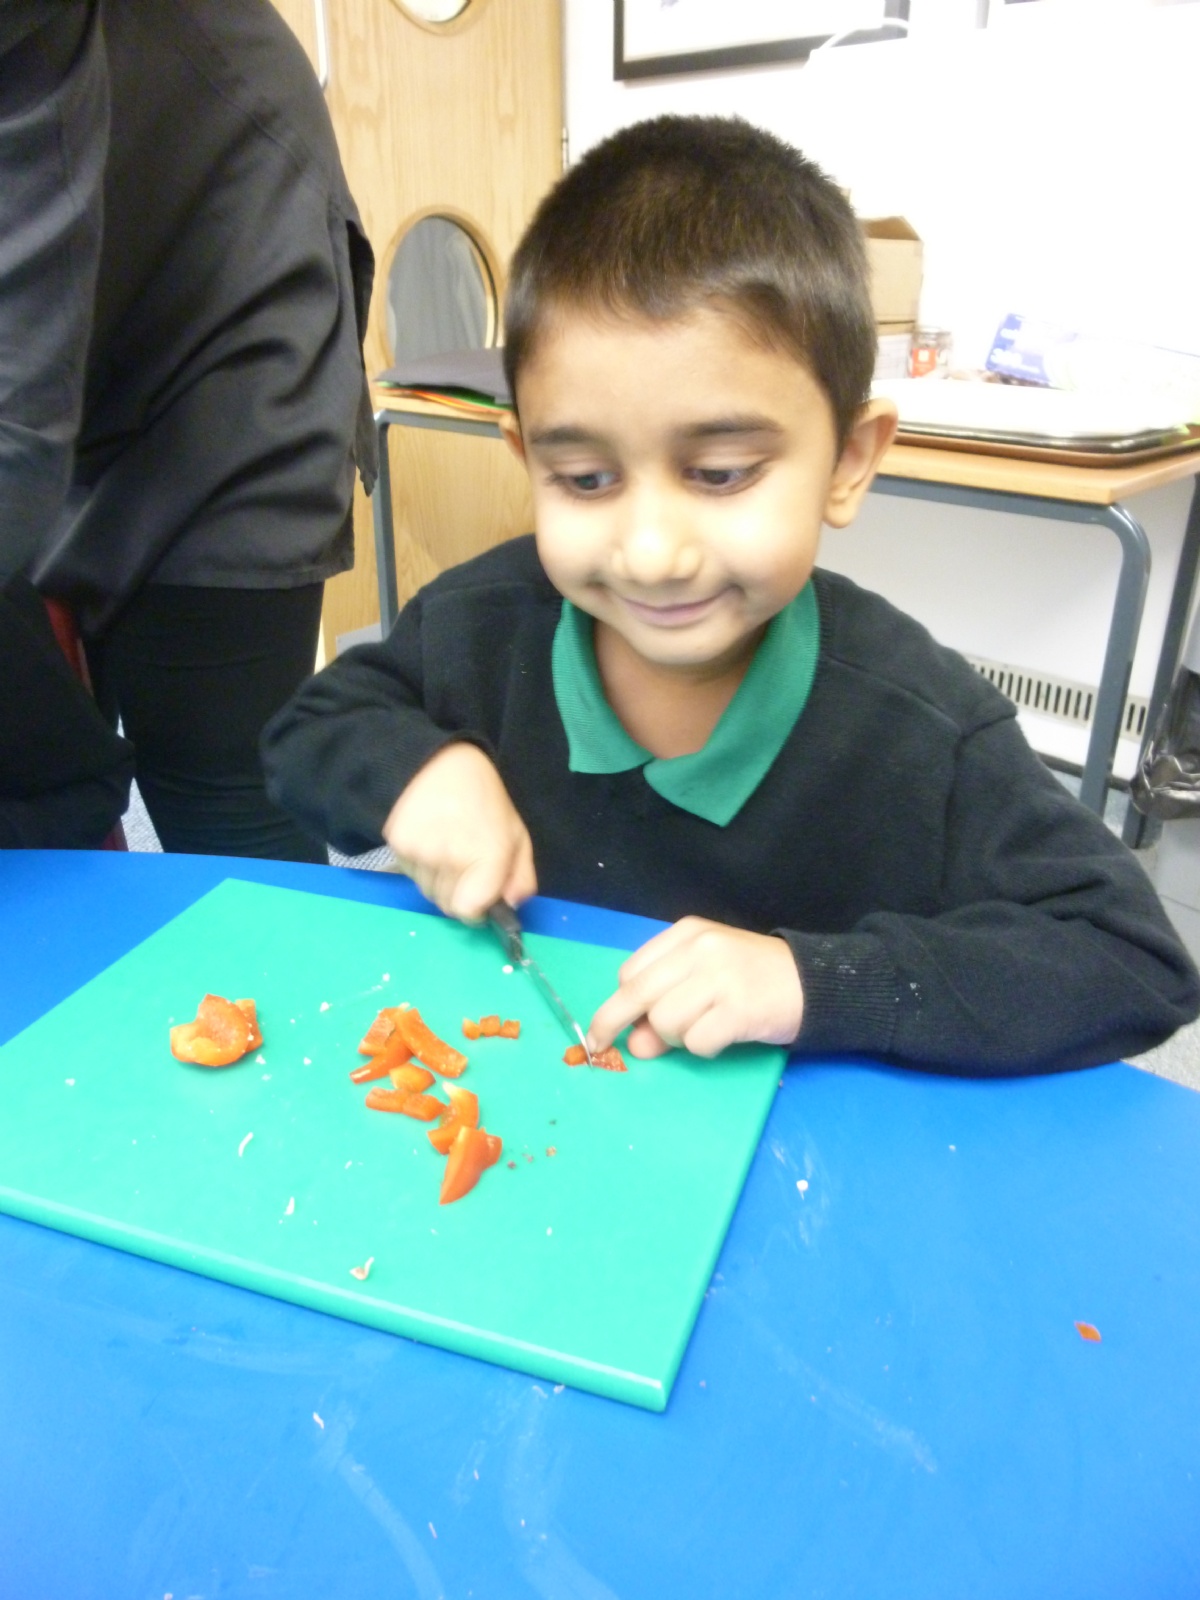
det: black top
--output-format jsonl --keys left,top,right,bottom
{"left": 262, "top": 536, "right": 1200, "bottom": 1076}
{"left": 1, "top": 0, "right": 374, "bottom": 629}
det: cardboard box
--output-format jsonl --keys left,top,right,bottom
{"left": 863, "top": 217, "right": 923, "bottom": 327}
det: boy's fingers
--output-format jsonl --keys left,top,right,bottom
{"left": 616, "top": 917, "right": 708, "bottom": 984}
{"left": 448, "top": 856, "right": 511, "bottom": 923}
{"left": 625, "top": 1017, "right": 671, "bottom": 1058}
{"left": 588, "top": 943, "right": 701, "bottom": 1049}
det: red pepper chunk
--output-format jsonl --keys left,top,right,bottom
{"left": 389, "top": 1063, "right": 436, "bottom": 1094}
{"left": 462, "top": 1018, "right": 482, "bottom": 1040}
{"left": 440, "top": 1124, "right": 502, "bottom": 1205}
{"left": 349, "top": 1056, "right": 393, "bottom": 1085}
{"left": 393, "top": 1008, "right": 468, "bottom": 1077}
{"left": 498, "top": 1018, "right": 520, "bottom": 1039}
{"left": 562, "top": 1045, "right": 588, "bottom": 1066}
{"left": 479, "top": 1014, "right": 501, "bottom": 1037}
{"left": 358, "top": 1006, "right": 407, "bottom": 1056}
{"left": 365, "top": 1087, "right": 445, "bottom": 1121}
{"left": 427, "top": 1084, "right": 480, "bottom": 1155}
{"left": 170, "top": 993, "right": 258, "bottom": 1067}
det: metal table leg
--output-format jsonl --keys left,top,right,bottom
{"left": 1122, "top": 477, "right": 1200, "bottom": 848}
{"left": 371, "top": 407, "right": 505, "bottom": 637}
{"left": 872, "top": 476, "right": 1152, "bottom": 821}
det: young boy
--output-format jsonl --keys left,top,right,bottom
{"left": 262, "top": 115, "right": 1199, "bottom": 1075}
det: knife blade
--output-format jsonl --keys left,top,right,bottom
{"left": 486, "top": 901, "right": 594, "bottom": 1065}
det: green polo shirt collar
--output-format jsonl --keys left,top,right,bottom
{"left": 551, "top": 584, "right": 820, "bottom": 826}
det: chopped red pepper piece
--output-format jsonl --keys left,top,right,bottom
{"left": 234, "top": 999, "right": 263, "bottom": 1050}
{"left": 393, "top": 1008, "right": 468, "bottom": 1077}
{"left": 389, "top": 1063, "right": 436, "bottom": 1094}
{"left": 358, "top": 1006, "right": 407, "bottom": 1056}
{"left": 364, "top": 1087, "right": 446, "bottom": 1120}
{"left": 440, "top": 1124, "right": 502, "bottom": 1204}
{"left": 498, "top": 1018, "right": 520, "bottom": 1039}
{"left": 427, "top": 1084, "right": 480, "bottom": 1154}
{"left": 170, "top": 994, "right": 258, "bottom": 1067}
{"left": 594, "top": 1045, "right": 627, "bottom": 1073}
{"left": 349, "top": 1056, "right": 394, "bottom": 1084}
{"left": 1075, "top": 1321, "right": 1102, "bottom": 1343}
{"left": 562, "top": 1045, "right": 588, "bottom": 1066}
{"left": 462, "top": 1018, "right": 482, "bottom": 1040}
{"left": 480, "top": 1014, "right": 501, "bottom": 1037}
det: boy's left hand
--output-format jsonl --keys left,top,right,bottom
{"left": 587, "top": 918, "right": 803, "bottom": 1060}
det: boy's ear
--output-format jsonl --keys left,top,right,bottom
{"left": 822, "top": 398, "right": 898, "bottom": 529}
{"left": 498, "top": 410, "right": 527, "bottom": 466}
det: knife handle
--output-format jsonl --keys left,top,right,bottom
{"left": 486, "top": 899, "right": 524, "bottom": 959}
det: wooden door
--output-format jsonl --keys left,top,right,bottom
{"left": 276, "top": 0, "right": 562, "bottom": 653}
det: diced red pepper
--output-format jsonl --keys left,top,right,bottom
{"left": 480, "top": 1014, "right": 501, "bottom": 1037}
{"left": 234, "top": 998, "right": 263, "bottom": 1050}
{"left": 358, "top": 1006, "right": 407, "bottom": 1056}
{"left": 427, "top": 1084, "right": 480, "bottom": 1154}
{"left": 462, "top": 1018, "right": 482, "bottom": 1040}
{"left": 498, "top": 1018, "right": 520, "bottom": 1039}
{"left": 389, "top": 1063, "right": 436, "bottom": 1094}
{"left": 349, "top": 1056, "right": 394, "bottom": 1084}
{"left": 562, "top": 1044, "right": 588, "bottom": 1066}
{"left": 171, "top": 993, "right": 258, "bottom": 1067}
{"left": 365, "top": 1087, "right": 446, "bottom": 1120}
{"left": 393, "top": 1008, "right": 468, "bottom": 1077}
{"left": 594, "top": 1045, "right": 627, "bottom": 1073}
{"left": 439, "top": 1124, "right": 503, "bottom": 1204}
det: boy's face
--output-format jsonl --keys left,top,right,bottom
{"left": 502, "top": 305, "right": 895, "bottom": 679}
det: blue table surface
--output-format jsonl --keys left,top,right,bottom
{"left": 2, "top": 850, "right": 1199, "bottom": 1600}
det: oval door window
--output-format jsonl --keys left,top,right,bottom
{"left": 386, "top": 215, "right": 496, "bottom": 363}
{"left": 394, "top": 0, "right": 472, "bottom": 23}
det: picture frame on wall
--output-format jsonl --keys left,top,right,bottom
{"left": 613, "top": 0, "right": 910, "bottom": 81}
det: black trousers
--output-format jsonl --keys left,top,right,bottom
{"left": 86, "top": 583, "right": 328, "bottom": 863}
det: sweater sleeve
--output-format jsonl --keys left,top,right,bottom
{"left": 260, "top": 589, "right": 489, "bottom": 856}
{"left": 780, "top": 715, "right": 1200, "bottom": 1075}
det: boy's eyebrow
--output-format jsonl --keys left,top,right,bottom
{"left": 679, "top": 415, "right": 784, "bottom": 440}
{"left": 526, "top": 415, "right": 785, "bottom": 449}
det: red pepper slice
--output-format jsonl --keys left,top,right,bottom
{"left": 479, "top": 1014, "right": 501, "bottom": 1037}
{"left": 393, "top": 1008, "right": 468, "bottom": 1078}
{"left": 365, "top": 1087, "right": 446, "bottom": 1121}
{"left": 462, "top": 1018, "right": 482, "bottom": 1040}
{"left": 389, "top": 1063, "right": 436, "bottom": 1094}
{"left": 349, "top": 1056, "right": 394, "bottom": 1084}
{"left": 594, "top": 1045, "right": 627, "bottom": 1073}
{"left": 562, "top": 1044, "right": 588, "bottom": 1066}
{"left": 498, "top": 1018, "right": 520, "bottom": 1039}
{"left": 439, "top": 1124, "right": 503, "bottom": 1204}
{"left": 234, "top": 999, "right": 263, "bottom": 1050}
{"left": 170, "top": 994, "right": 257, "bottom": 1066}
{"left": 358, "top": 1006, "right": 407, "bottom": 1056}
{"left": 427, "top": 1084, "right": 480, "bottom": 1154}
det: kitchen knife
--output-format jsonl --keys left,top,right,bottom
{"left": 486, "top": 900, "right": 594, "bottom": 1065}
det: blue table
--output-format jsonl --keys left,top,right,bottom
{"left": 2, "top": 850, "right": 1199, "bottom": 1599}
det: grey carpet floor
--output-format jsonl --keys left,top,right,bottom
{"left": 120, "top": 781, "right": 1200, "bottom": 1092}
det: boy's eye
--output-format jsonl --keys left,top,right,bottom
{"left": 548, "top": 469, "right": 618, "bottom": 497}
{"left": 684, "top": 464, "right": 762, "bottom": 492}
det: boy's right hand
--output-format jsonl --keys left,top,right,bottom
{"left": 383, "top": 742, "right": 536, "bottom": 922}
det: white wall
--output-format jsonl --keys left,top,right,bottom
{"left": 562, "top": 1, "right": 1200, "bottom": 773}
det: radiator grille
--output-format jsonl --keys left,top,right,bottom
{"left": 963, "top": 655, "right": 1148, "bottom": 741}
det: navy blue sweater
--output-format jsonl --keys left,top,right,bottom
{"left": 263, "top": 537, "right": 1200, "bottom": 1075}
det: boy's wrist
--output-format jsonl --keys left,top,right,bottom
{"left": 776, "top": 929, "right": 899, "bottom": 1058}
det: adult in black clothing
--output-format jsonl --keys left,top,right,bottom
{"left": 0, "top": 0, "right": 375, "bottom": 859}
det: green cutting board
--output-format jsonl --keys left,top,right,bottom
{"left": 0, "top": 879, "right": 782, "bottom": 1409}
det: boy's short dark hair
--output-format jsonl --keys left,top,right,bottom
{"left": 503, "top": 115, "right": 876, "bottom": 449}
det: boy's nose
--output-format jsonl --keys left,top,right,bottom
{"left": 611, "top": 491, "right": 702, "bottom": 587}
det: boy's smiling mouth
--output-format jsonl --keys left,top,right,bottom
{"left": 615, "top": 591, "right": 731, "bottom": 628}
